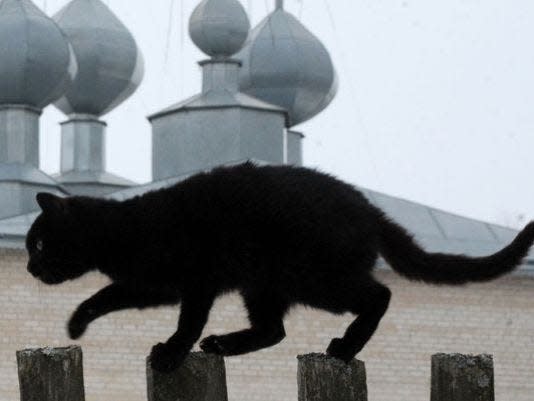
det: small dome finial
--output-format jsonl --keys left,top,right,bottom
{"left": 189, "top": 0, "right": 250, "bottom": 59}
{"left": 276, "top": 0, "right": 283, "bottom": 9}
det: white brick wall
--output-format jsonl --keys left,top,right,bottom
{"left": 1, "top": 249, "right": 533, "bottom": 401}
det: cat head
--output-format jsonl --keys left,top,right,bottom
{"left": 26, "top": 193, "right": 94, "bottom": 285}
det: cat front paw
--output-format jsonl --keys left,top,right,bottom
{"left": 149, "top": 342, "right": 188, "bottom": 373}
{"left": 67, "top": 315, "right": 88, "bottom": 340}
{"left": 326, "top": 338, "right": 354, "bottom": 363}
{"left": 199, "top": 335, "right": 227, "bottom": 355}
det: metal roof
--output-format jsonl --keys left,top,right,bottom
{"left": 1, "top": 160, "right": 532, "bottom": 273}
{"left": 148, "top": 89, "right": 287, "bottom": 121}
{"left": 236, "top": 5, "right": 337, "bottom": 127}
{"left": 358, "top": 189, "right": 527, "bottom": 259}
{"left": 0, "top": 0, "right": 77, "bottom": 109}
{"left": 189, "top": 0, "right": 250, "bottom": 58}
{"left": 0, "top": 163, "right": 67, "bottom": 188}
{"left": 55, "top": 171, "right": 135, "bottom": 187}
{"left": 53, "top": 0, "right": 144, "bottom": 117}
{"left": 0, "top": 211, "right": 38, "bottom": 238}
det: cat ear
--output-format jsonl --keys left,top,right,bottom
{"left": 36, "top": 193, "right": 68, "bottom": 215}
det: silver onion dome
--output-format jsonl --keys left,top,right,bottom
{"left": 237, "top": 3, "right": 338, "bottom": 126}
{"left": 0, "top": 0, "right": 77, "bottom": 109}
{"left": 53, "top": 0, "right": 144, "bottom": 117}
{"left": 189, "top": 0, "right": 250, "bottom": 58}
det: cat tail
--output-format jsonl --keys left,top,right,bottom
{"left": 377, "top": 216, "right": 534, "bottom": 285}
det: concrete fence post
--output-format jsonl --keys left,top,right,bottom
{"left": 298, "top": 353, "right": 367, "bottom": 401}
{"left": 431, "top": 353, "right": 495, "bottom": 401}
{"left": 147, "top": 352, "right": 228, "bottom": 401}
{"left": 16, "top": 345, "right": 85, "bottom": 401}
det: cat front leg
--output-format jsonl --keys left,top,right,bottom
{"left": 68, "top": 309, "right": 92, "bottom": 340}
{"left": 68, "top": 284, "right": 180, "bottom": 339}
{"left": 149, "top": 289, "right": 215, "bottom": 372}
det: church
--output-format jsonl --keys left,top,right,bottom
{"left": 0, "top": 0, "right": 532, "bottom": 400}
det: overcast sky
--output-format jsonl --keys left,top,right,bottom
{"left": 38, "top": 0, "right": 534, "bottom": 228}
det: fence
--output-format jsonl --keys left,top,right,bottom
{"left": 16, "top": 346, "right": 495, "bottom": 401}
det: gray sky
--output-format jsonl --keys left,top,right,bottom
{"left": 39, "top": 0, "right": 534, "bottom": 228}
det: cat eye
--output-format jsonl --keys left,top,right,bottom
{"left": 36, "top": 240, "right": 44, "bottom": 252}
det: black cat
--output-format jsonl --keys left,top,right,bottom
{"left": 25, "top": 163, "right": 534, "bottom": 372}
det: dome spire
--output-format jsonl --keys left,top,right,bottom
{"left": 149, "top": 0, "right": 289, "bottom": 181}
{"left": 0, "top": 0, "right": 76, "bottom": 109}
{"left": 0, "top": 0, "right": 70, "bottom": 218}
{"left": 189, "top": 0, "right": 250, "bottom": 59}
{"left": 52, "top": 0, "right": 142, "bottom": 195}
{"left": 53, "top": 0, "right": 144, "bottom": 117}
{"left": 237, "top": 5, "right": 337, "bottom": 126}
{"left": 188, "top": 0, "right": 251, "bottom": 94}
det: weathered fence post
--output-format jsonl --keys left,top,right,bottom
{"left": 147, "top": 352, "right": 228, "bottom": 401}
{"left": 298, "top": 353, "right": 367, "bottom": 401}
{"left": 431, "top": 353, "right": 495, "bottom": 401}
{"left": 16, "top": 345, "right": 85, "bottom": 401}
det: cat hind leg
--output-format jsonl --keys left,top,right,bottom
{"left": 326, "top": 279, "right": 391, "bottom": 362}
{"left": 200, "top": 291, "right": 288, "bottom": 356}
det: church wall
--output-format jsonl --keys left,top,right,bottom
{"left": 0, "top": 249, "right": 533, "bottom": 401}
{"left": 238, "top": 109, "right": 285, "bottom": 164}
{"left": 152, "top": 110, "right": 242, "bottom": 180}
{"left": 151, "top": 108, "right": 285, "bottom": 181}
